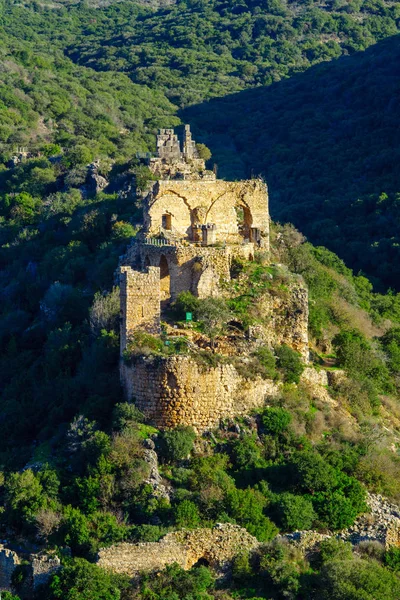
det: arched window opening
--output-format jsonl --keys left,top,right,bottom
{"left": 162, "top": 213, "right": 172, "bottom": 230}
{"left": 235, "top": 204, "right": 253, "bottom": 240}
{"left": 192, "top": 557, "right": 210, "bottom": 568}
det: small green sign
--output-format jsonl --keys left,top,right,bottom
{"left": 186, "top": 312, "right": 193, "bottom": 322}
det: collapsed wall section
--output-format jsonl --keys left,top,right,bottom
{"left": 120, "top": 355, "right": 279, "bottom": 432}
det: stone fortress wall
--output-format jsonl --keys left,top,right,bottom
{"left": 122, "top": 241, "right": 255, "bottom": 303}
{"left": 97, "top": 524, "right": 260, "bottom": 577}
{"left": 121, "top": 355, "right": 280, "bottom": 432}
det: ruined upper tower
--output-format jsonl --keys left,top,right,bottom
{"left": 147, "top": 124, "right": 214, "bottom": 181}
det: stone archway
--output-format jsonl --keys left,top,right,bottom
{"left": 235, "top": 203, "right": 253, "bottom": 240}
{"left": 159, "top": 255, "right": 170, "bottom": 303}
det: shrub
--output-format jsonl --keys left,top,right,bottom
{"left": 232, "top": 550, "right": 253, "bottom": 583}
{"left": 253, "top": 346, "right": 278, "bottom": 379}
{"left": 275, "top": 344, "right": 304, "bottom": 383}
{"left": 262, "top": 407, "right": 292, "bottom": 435}
{"left": 47, "top": 557, "right": 126, "bottom": 600}
{"left": 225, "top": 487, "right": 278, "bottom": 542}
{"left": 384, "top": 546, "right": 400, "bottom": 571}
{"left": 274, "top": 493, "right": 315, "bottom": 531}
{"left": 112, "top": 403, "right": 145, "bottom": 431}
{"left": 157, "top": 426, "right": 196, "bottom": 462}
{"left": 318, "top": 538, "right": 353, "bottom": 564}
{"left": 319, "top": 557, "right": 400, "bottom": 600}
{"left": 196, "top": 143, "right": 212, "bottom": 161}
{"left": 175, "top": 500, "right": 201, "bottom": 528}
{"left": 230, "top": 435, "right": 265, "bottom": 470}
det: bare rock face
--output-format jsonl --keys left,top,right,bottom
{"left": 0, "top": 546, "right": 20, "bottom": 591}
{"left": 86, "top": 161, "right": 108, "bottom": 195}
{"left": 142, "top": 442, "right": 171, "bottom": 501}
{"left": 248, "top": 274, "right": 309, "bottom": 362}
{"left": 97, "top": 523, "right": 260, "bottom": 577}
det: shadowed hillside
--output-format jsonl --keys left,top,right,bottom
{"left": 183, "top": 35, "right": 400, "bottom": 290}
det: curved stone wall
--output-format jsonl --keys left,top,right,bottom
{"left": 121, "top": 355, "right": 279, "bottom": 432}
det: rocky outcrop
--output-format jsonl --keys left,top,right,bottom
{"left": 0, "top": 546, "right": 20, "bottom": 591}
{"left": 86, "top": 161, "right": 108, "bottom": 195}
{"left": 279, "top": 493, "right": 400, "bottom": 553}
{"left": 0, "top": 547, "right": 60, "bottom": 593}
{"left": 248, "top": 275, "right": 309, "bottom": 361}
{"left": 142, "top": 438, "right": 170, "bottom": 500}
{"left": 97, "top": 523, "right": 259, "bottom": 576}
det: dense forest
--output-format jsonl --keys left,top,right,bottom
{"left": 1, "top": 0, "right": 400, "bottom": 597}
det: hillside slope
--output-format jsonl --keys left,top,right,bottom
{"left": 184, "top": 34, "right": 400, "bottom": 289}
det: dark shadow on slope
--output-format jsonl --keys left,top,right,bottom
{"left": 182, "top": 35, "right": 400, "bottom": 290}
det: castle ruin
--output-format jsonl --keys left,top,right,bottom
{"left": 119, "top": 126, "right": 308, "bottom": 431}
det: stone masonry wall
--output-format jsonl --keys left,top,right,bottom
{"left": 121, "top": 355, "right": 279, "bottom": 432}
{"left": 97, "top": 524, "right": 259, "bottom": 577}
{"left": 122, "top": 242, "right": 255, "bottom": 302}
{"left": 144, "top": 179, "right": 269, "bottom": 249}
{"left": 120, "top": 266, "right": 161, "bottom": 353}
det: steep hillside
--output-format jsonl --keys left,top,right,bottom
{"left": 185, "top": 34, "right": 400, "bottom": 289}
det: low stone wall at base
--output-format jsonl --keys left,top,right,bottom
{"left": 97, "top": 524, "right": 259, "bottom": 576}
{"left": 121, "top": 356, "right": 280, "bottom": 432}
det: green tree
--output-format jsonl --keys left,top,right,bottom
{"left": 175, "top": 500, "right": 201, "bottom": 528}
{"left": 157, "top": 426, "right": 196, "bottom": 462}
{"left": 275, "top": 344, "right": 304, "bottom": 383}
{"left": 196, "top": 143, "right": 212, "bottom": 161}
{"left": 274, "top": 493, "right": 315, "bottom": 531}
{"left": 48, "top": 558, "right": 125, "bottom": 600}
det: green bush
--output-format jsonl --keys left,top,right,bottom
{"left": 384, "top": 546, "right": 400, "bottom": 571}
{"left": 171, "top": 291, "right": 200, "bottom": 321}
{"left": 274, "top": 493, "right": 316, "bottom": 531}
{"left": 47, "top": 557, "right": 126, "bottom": 600}
{"left": 318, "top": 538, "right": 353, "bottom": 564}
{"left": 175, "top": 500, "right": 201, "bottom": 528}
{"left": 319, "top": 557, "right": 400, "bottom": 600}
{"left": 275, "top": 345, "right": 304, "bottom": 383}
{"left": 157, "top": 426, "right": 196, "bottom": 463}
{"left": 262, "top": 407, "right": 292, "bottom": 435}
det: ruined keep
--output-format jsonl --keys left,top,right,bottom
{"left": 119, "top": 126, "right": 308, "bottom": 431}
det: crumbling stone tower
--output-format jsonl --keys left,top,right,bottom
{"left": 119, "top": 266, "right": 161, "bottom": 354}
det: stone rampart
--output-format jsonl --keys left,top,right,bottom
{"left": 97, "top": 524, "right": 259, "bottom": 576}
{"left": 121, "top": 355, "right": 279, "bottom": 432}
{"left": 122, "top": 241, "right": 255, "bottom": 302}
